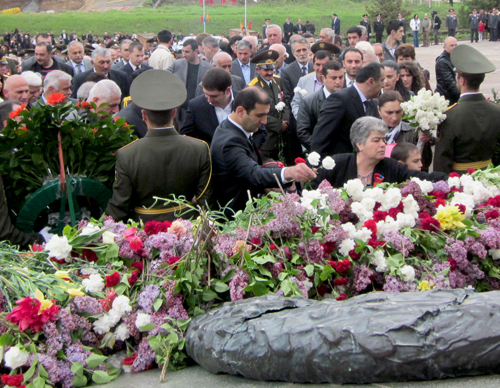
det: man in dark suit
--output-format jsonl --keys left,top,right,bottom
{"left": 210, "top": 87, "right": 316, "bottom": 218}
{"left": 119, "top": 42, "right": 153, "bottom": 80}
{"left": 71, "top": 47, "right": 131, "bottom": 99}
{"left": 181, "top": 68, "right": 234, "bottom": 145}
{"left": 305, "top": 21, "right": 316, "bottom": 35}
{"left": 435, "top": 45, "right": 500, "bottom": 174}
{"left": 231, "top": 40, "right": 256, "bottom": 85}
{"left": 281, "top": 38, "right": 313, "bottom": 103}
{"left": 106, "top": 70, "right": 212, "bottom": 223}
{"left": 374, "top": 14, "right": 385, "bottom": 43}
{"left": 283, "top": 18, "right": 294, "bottom": 43}
{"left": 294, "top": 19, "right": 305, "bottom": 35}
{"left": 195, "top": 52, "right": 246, "bottom": 97}
{"left": 297, "top": 60, "right": 345, "bottom": 151}
{"left": 331, "top": 14, "right": 341, "bottom": 35}
{"left": 110, "top": 39, "right": 132, "bottom": 70}
{"left": 311, "top": 62, "right": 385, "bottom": 157}
{"left": 115, "top": 102, "right": 148, "bottom": 138}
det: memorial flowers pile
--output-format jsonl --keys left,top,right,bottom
{"left": 2, "top": 166, "right": 500, "bottom": 386}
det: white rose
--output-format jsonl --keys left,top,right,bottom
{"left": 135, "top": 313, "right": 152, "bottom": 329}
{"left": 82, "top": 274, "right": 105, "bottom": 293}
{"left": 80, "top": 223, "right": 100, "bottom": 236}
{"left": 307, "top": 151, "right": 321, "bottom": 166}
{"left": 400, "top": 265, "right": 415, "bottom": 282}
{"left": 344, "top": 179, "right": 365, "bottom": 201}
{"left": 275, "top": 101, "right": 286, "bottom": 112}
{"left": 102, "top": 231, "right": 117, "bottom": 244}
{"left": 115, "top": 323, "right": 130, "bottom": 341}
{"left": 322, "top": 156, "right": 336, "bottom": 170}
{"left": 45, "top": 235, "right": 72, "bottom": 261}
{"left": 4, "top": 346, "right": 30, "bottom": 369}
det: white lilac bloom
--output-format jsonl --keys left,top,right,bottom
{"left": 353, "top": 227, "right": 373, "bottom": 243}
{"left": 363, "top": 186, "right": 385, "bottom": 203}
{"left": 300, "top": 189, "right": 329, "bottom": 211}
{"left": 341, "top": 222, "right": 357, "bottom": 238}
{"left": 339, "top": 238, "right": 355, "bottom": 256}
{"left": 115, "top": 323, "right": 130, "bottom": 341}
{"left": 396, "top": 213, "right": 416, "bottom": 229}
{"left": 370, "top": 250, "right": 388, "bottom": 272}
{"left": 400, "top": 265, "right": 415, "bottom": 282}
{"left": 45, "top": 235, "right": 72, "bottom": 261}
{"left": 135, "top": 313, "right": 152, "bottom": 329}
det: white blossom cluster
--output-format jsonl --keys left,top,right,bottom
{"left": 401, "top": 89, "right": 448, "bottom": 132}
{"left": 45, "top": 235, "right": 72, "bottom": 261}
{"left": 93, "top": 295, "right": 132, "bottom": 335}
{"left": 4, "top": 346, "right": 30, "bottom": 369}
{"left": 293, "top": 86, "right": 308, "bottom": 97}
{"left": 82, "top": 274, "right": 105, "bottom": 293}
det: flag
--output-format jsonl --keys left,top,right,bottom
{"left": 201, "top": 15, "right": 203, "bottom": 22}
{"left": 232, "top": 0, "right": 236, "bottom": 5}
{"left": 240, "top": 22, "right": 244, "bottom": 29}
{"left": 210, "top": 0, "right": 214, "bottom": 4}
{"left": 207, "top": 13, "right": 210, "bottom": 21}
{"left": 248, "top": 21, "right": 252, "bottom": 30}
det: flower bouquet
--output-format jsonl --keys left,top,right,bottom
{"left": 401, "top": 88, "right": 449, "bottom": 153}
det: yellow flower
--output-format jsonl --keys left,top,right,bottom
{"left": 66, "top": 288, "right": 85, "bottom": 297}
{"left": 418, "top": 280, "right": 434, "bottom": 291}
{"left": 34, "top": 289, "right": 54, "bottom": 313}
{"left": 434, "top": 205, "right": 466, "bottom": 230}
{"left": 54, "top": 270, "right": 71, "bottom": 282}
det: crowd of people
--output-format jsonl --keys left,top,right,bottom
{"left": 0, "top": 10, "right": 499, "bottom": 243}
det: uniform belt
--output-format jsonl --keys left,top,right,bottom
{"left": 452, "top": 159, "right": 492, "bottom": 171}
{"left": 134, "top": 203, "right": 188, "bottom": 215}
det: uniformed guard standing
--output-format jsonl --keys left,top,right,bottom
{"left": 106, "top": 70, "right": 212, "bottom": 222}
{"left": 248, "top": 50, "right": 293, "bottom": 163}
{"left": 434, "top": 44, "right": 500, "bottom": 174}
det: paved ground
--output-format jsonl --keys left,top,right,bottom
{"left": 101, "top": 39, "right": 500, "bottom": 388}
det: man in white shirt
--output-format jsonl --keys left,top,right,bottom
{"left": 149, "top": 29, "right": 174, "bottom": 71}
{"left": 343, "top": 48, "right": 363, "bottom": 87}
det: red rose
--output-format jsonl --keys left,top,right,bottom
{"left": 128, "top": 270, "right": 139, "bottom": 286}
{"left": 251, "top": 238, "right": 262, "bottom": 246}
{"left": 336, "top": 293, "right": 347, "bottom": 301}
{"left": 122, "top": 353, "right": 138, "bottom": 365}
{"left": 269, "top": 243, "right": 278, "bottom": 250}
{"left": 46, "top": 93, "right": 66, "bottom": 105}
{"left": 448, "top": 172, "right": 460, "bottom": 178}
{"left": 82, "top": 248, "right": 98, "bottom": 262}
{"left": 334, "top": 277, "right": 348, "bottom": 286}
{"left": 421, "top": 216, "right": 441, "bottom": 231}
{"left": 485, "top": 209, "right": 500, "bottom": 220}
{"left": 334, "top": 258, "right": 351, "bottom": 274}
{"left": 321, "top": 241, "right": 336, "bottom": 255}
{"left": 294, "top": 157, "right": 306, "bottom": 165}
{"left": 105, "top": 271, "right": 120, "bottom": 287}
{"left": 130, "top": 261, "right": 144, "bottom": 273}
{"left": 434, "top": 198, "right": 446, "bottom": 208}
{"left": 168, "top": 256, "right": 181, "bottom": 265}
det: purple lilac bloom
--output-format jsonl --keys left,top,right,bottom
{"left": 57, "top": 308, "right": 76, "bottom": 344}
{"left": 353, "top": 265, "right": 373, "bottom": 291}
{"left": 296, "top": 240, "right": 324, "bottom": 264}
{"left": 445, "top": 238, "right": 469, "bottom": 270}
{"left": 167, "top": 294, "right": 189, "bottom": 320}
{"left": 383, "top": 230, "right": 415, "bottom": 257}
{"left": 213, "top": 234, "right": 240, "bottom": 260}
{"left": 71, "top": 296, "right": 105, "bottom": 315}
{"left": 235, "top": 225, "right": 266, "bottom": 240}
{"left": 464, "top": 236, "right": 487, "bottom": 259}
{"left": 138, "top": 285, "right": 160, "bottom": 314}
{"left": 43, "top": 321, "right": 63, "bottom": 357}
{"left": 432, "top": 181, "right": 451, "bottom": 194}
{"left": 123, "top": 311, "right": 141, "bottom": 341}
{"left": 290, "top": 276, "right": 309, "bottom": 298}
{"left": 37, "top": 354, "right": 64, "bottom": 384}
{"left": 143, "top": 232, "right": 179, "bottom": 259}
{"left": 131, "top": 338, "right": 156, "bottom": 373}
{"left": 479, "top": 226, "right": 500, "bottom": 249}
{"left": 265, "top": 195, "right": 305, "bottom": 238}
{"left": 229, "top": 270, "right": 249, "bottom": 301}
{"left": 65, "top": 344, "right": 91, "bottom": 364}
{"left": 58, "top": 360, "right": 76, "bottom": 388}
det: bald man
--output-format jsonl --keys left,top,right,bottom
{"left": 195, "top": 52, "right": 246, "bottom": 96}
{"left": 270, "top": 43, "right": 287, "bottom": 76}
{"left": 3, "top": 75, "right": 29, "bottom": 104}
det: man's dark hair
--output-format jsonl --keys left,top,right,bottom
{"left": 0, "top": 101, "right": 15, "bottom": 130}
{"left": 36, "top": 42, "right": 52, "bottom": 53}
{"left": 183, "top": 39, "right": 198, "bottom": 51}
{"left": 129, "top": 41, "right": 144, "bottom": 53}
{"left": 144, "top": 109, "right": 174, "bottom": 127}
{"left": 157, "top": 29, "right": 173, "bottom": 44}
{"left": 387, "top": 20, "right": 404, "bottom": 35}
{"left": 229, "top": 35, "right": 242, "bottom": 46}
{"left": 343, "top": 47, "right": 364, "bottom": 60}
{"left": 202, "top": 36, "right": 219, "bottom": 49}
{"left": 36, "top": 33, "right": 51, "bottom": 42}
{"left": 202, "top": 68, "right": 232, "bottom": 91}
{"left": 86, "top": 72, "right": 107, "bottom": 83}
{"left": 314, "top": 50, "right": 333, "bottom": 62}
{"left": 458, "top": 72, "right": 485, "bottom": 90}
{"left": 356, "top": 62, "right": 384, "bottom": 83}
{"left": 232, "top": 86, "right": 270, "bottom": 113}
{"left": 302, "top": 33, "right": 314, "bottom": 39}
{"left": 322, "top": 59, "right": 342, "bottom": 76}
{"left": 391, "top": 142, "right": 419, "bottom": 163}
{"left": 346, "top": 26, "right": 362, "bottom": 38}
{"left": 334, "top": 35, "right": 342, "bottom": 46}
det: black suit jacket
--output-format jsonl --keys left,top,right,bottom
{"left": 179, "top": 94, "right": 220, "bottom": 145}
{"left": 281, "top": 60, "right": 314, "bottom": 103}
{"left": 120, "top": 63, "right": 153, "bottom": 78}
{"left": 71, "top": 69, "right": 131, "bottom": 99}
{"left": 115, "top": 102, "right": 148, "bottom": 138}
{"left": 296, "top": 87, "right": 326, "bottom": 151}
{"left": 311, "top": 86, "right": 379, "bottom": 157}
{"left": 210, "top": 118, "right": 282, "bottom": 217}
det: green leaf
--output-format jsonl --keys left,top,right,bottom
{"left": 320, "top": 265, "right": 335, "bottom": 281}
{"left": 139, "top": 323, "right": 156, "bottom": 331}
{"left": 114, "top": 283, "right": 128, "bottom": 295}
{"left": 278, "top": 272, "right": 288, "bottom": 281}
{"left": 153, "top": 298, "right": 163, "bottom": 311}
{"left": 92, "top": 370, "right": 113, "bottom": 384}
{"left": 86, "top": 353, "right": 108, "bottom": 368}
{"left": 252, "top": 255, "right": 276, "bottom": 265}
{"left": 38, "top": 365, "right": 48, "bottom": 378}
{"left": 72, "top": 375, "right": 88, "bottom": 387}
{"left": 71, "top": 362, "right": 84, "bottom": 376}
{"left": 281, "top": 279, "right": 293, "bottom": 296}
{"left": 33, "top": 377, "right": 45, "bottom": 388}
{"left": 202, "top": 288, "right": 218, "bottom": 301}
{"left": 24, "top": 361, "right": 37, "bottom": 381}
{"left": 0, "top": 333, "right": 14, "bottom": 346}
{"left": 304, "top": 264, "right": 315, "bottom": 277}
{"left": 214, "top": 281, "right": 229, "bottom": 293}
{"left": 105, "top": 243, "right": 120, "bottom": 260}
{"left": 248, "top": 281, "right": 269, "bottom": 296}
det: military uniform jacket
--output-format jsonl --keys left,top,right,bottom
{"left": 469, "top": 14, "right": 480, "bottom": 29}
{"left": 446, "top": 15, "right": 458, "bottom": 29}
{"left": 374, "top": 20, "right": 385, "bottom": 34}
{"left": 434, "top": 93, "right": 500, "bottom": 174}
{"left": 106, "top": 128, "right": 212, "bottom": 222}
{"left": 248, "top": 75, "right": 289, "bottom": 152}
{"left": 360, "top": 20, "right": 372, "bottom": 35}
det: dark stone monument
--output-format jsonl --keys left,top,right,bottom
{"left": 186, "top": 289, "right": 500, "bottom": 384}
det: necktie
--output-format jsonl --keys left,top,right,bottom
{"left": 364, "top": 100, "right": 376, "bottom": 117}
{"left": 301, "top": 66, "right": 307, "bottom": 76}
{"left": 248, "top": 135, "right": 261, "bottom": 163}
{"left": 76, "top": 65, "right": 81, "bottom": 74}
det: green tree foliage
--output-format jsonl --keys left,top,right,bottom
{"left": 365, "top": 0, "right": 409, "bottom": 26}
{"left": 459, "top": 0, "right": 495, "bottom": 27}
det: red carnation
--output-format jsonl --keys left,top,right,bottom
{"left": 448, "top": 258, "right": 457, "bottom": 271}
{"left": 429, "top": 190, "right": 447, "bottom": 200}
{"left": 368, "top": 238, "right": 385, "bottom": 248}
{"left": 128, "top": 235, "right": 144, "bottom": 252}
{"left": 82, "top": 248, "right": 98, "bottom": 262}
{"left": 105, "top": 271, "right": 120, "bottom": 287}
{"left": 250, "top": 238, "right": 262, "bottom": 246}
{"left": 363, "top": 219, "right": 377, "bottom": 235}
{"left": 334, "top": 277, "right": 349, "bottom": 286}
{"left": 485, "top": 209, "right": 500, "bottom": 220}
{"left": 317, "top": 284, "right": 329, "bottom": 297}
{"left": 449, "top": 172, "right": 460, "bottom": 178}
{"left": 311, "top": 226, "right": 320, "bottom": 234}
{"left": 269, "top": 243, "right": 278, "bottom": 251}
{"left": 349, "top": 248, "right": 362, "bottom": 261}
{"left": 122, "top": 353, "right": 138, "bottom": 365}
{"left": 336, "top": 293, "right": 347, "bottom": 301}
{"left": 333, "top": 258, "right": 351, "bottom": 274}
{"left": 456, "top": 204, "right": 466, "bottom": 214}
{"left": 388, "top": 201, "right": 404, "bottom": 219}
{"left": 373, "top": 210, "right": 389, "bottom": 222}
{"left": 434, "top": 198, "right": 446, "bottom": 208}
{"left": 2, "top": 374, "right": 24, "bottom": 386}
{"left": 130, "top": 261, "right": 144, "bottom": 273}
{"left": 128, "top": 270, "right": 139, "bottom": 286}
{"left": 467, "top": 168, "right": 476, "bottom": 175}
{"left": 46, "top": 92, "right": 66, "bottom": 105}
{"left": 419, "top": 212, "right": 432, "bottom": 219}
{"left": 168, "top": 256, "right": 181, "bottom": 265}
{"left": 6, "top": 295, "right": 59, "bottom": 332}
{"left": 144, "top": 220, "right": 169, "bottom": 235}
{"left": 321, "top": 241, "right": 336, "bottom": 255}
{"left": 294, "top": 157, "right": 306, "bottom": 164}
{"left": 421, "top": 216, "right": 441, "bottom": 232}
{"left": 487, "top": 195, "right": 500, "bottom": 208}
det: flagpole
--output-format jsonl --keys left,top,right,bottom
{"left": 244, "top": 0, "right": 247, "bottom": 29}
{"left": 203, "top": 0, "right": 206, "bottom": 32}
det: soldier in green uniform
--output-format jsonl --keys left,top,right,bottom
{"left": 106, "top": 70, "right": 212, "bottom": 222}
{"left": 434, "top": 45, "right": 500, "bottom": 174}
{"left": 247, "top": 50, "right": 291, "bottom": 163}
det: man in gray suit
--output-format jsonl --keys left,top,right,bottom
{"left": 280, "top": 38, "right": 313, "bottom": 103}
{"left": 297, "top": 60, "right": 345, "bottom": 151}
{"left": 168, "top": 38, "right": 212, "bottom": 105}
{"left": 230, "top": 40, "right": 256, "bottom": 85}
{"left": 67, "top": 41, "right": 93, "bottom": 75}
{"left": 111, "top": 39, "right": 132, "bottom": 70}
